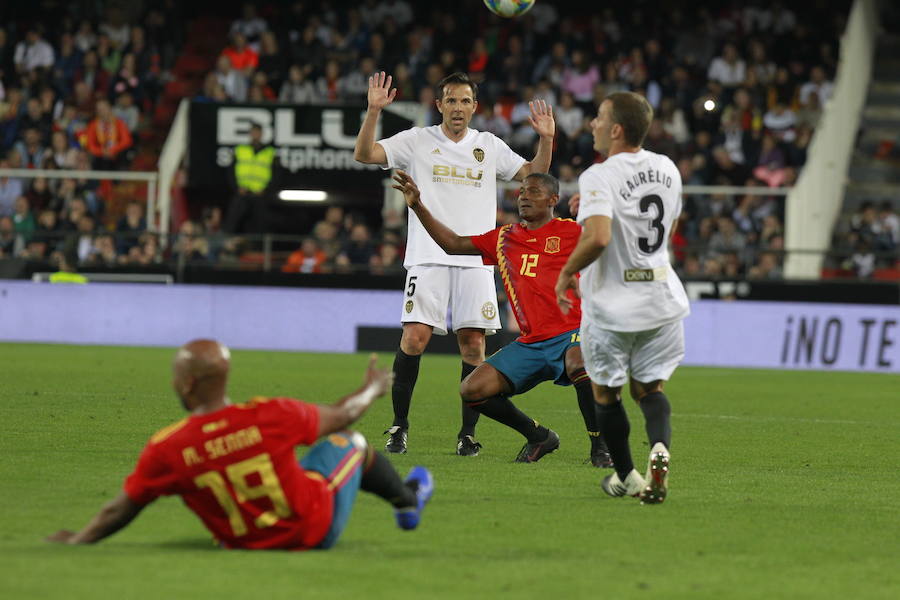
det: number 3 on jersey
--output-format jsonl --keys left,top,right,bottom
{"left": 638, "top": 194, "right": 665, "bottom": 254}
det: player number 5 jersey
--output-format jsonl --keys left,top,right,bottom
{"left": 577, "top": 149, "right": 690, "bottom": 332}
{"left": 378, "top": 126, "right": 526, "bottom": 268}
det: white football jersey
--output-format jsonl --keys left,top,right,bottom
{"left": 577, "top": 149, "right": 690, "bottom": 332}
{"left": 378, "top": 126, "right": 526, "bottom": 267}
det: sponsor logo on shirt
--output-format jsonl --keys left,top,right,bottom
{"left": 431, "top": 148, "right": 441, "bottom": 154}
{"left": 624, "top": 267, "right": 668, "bottom": 282}
{"left": 432, "top": 165, "right": 484, "bottom": 187}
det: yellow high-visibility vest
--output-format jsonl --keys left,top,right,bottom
{"left": 49, "top": 272, "right": 88, "bottom": 284}
{"left": 234, "top": 145, "right": 275, "bottom": 193}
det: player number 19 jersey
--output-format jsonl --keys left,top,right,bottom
{"left": 577, "top": 149, "right": 690, "bottom": 332}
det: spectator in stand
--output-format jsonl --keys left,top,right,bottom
{"left": 555, "top": 91, "right": 585, "bottom": 151}
{"left": 707, "top": 43, "right": 746, "bottom": 89}
{"left": 74, "top": 50, "right": 110, "bottom": 97}
{"left": 279, "top": 65, "right": 317, "bottom": 104}
{"left": 0, "top": 215, "right": 23, "bottom": 257}
{"left": 126, "top": 26, "right": 160, "bottom": 105}
{"left": 342, "top": 57, "right": 376, "bottom": 102}
{"left": 799, "top": 66, "right": 833, "bottom": 108}
{"left": 115, "top": 200, "right": 146, "bottom": 254}
{"left": 214, "top": 55, "right": 248, "bottom": 102}
{"left": 14, "top": 27, "right": 54, "bottom": 77}
{"left": 849, "top": 240, "right": 875, "bottom": 278}
{"left": 12, "top": 195, "right": 35, "bottom": 242}
{"left": 256, "top": 32, "right": 286, "bottom": 92}
{"left": 86, "top": 232, "right": 120, "bottom": 267}
{"left": 20, "top": 97, "right": 52, "bottom": 142}
{"left": 316, "top": 59, "right": 345, "bottom": 103}
{"left": 25, "top": 177, "right": 54, "bottom": 212}
{"left": 101, "top": 6, "right": 131, "bottom": 50}
{"left": 230, "top": 3, "right": 269, "bottom": 47}
{"left": 221, "top": 32, "right": 258, "bottom": 76}
{"left": 336, "top": 223, "right": 375, "bottom": 270}
{"left": 282, "top": 238, "right": 328, "bottom": 273}
{"left": 74, "top": 214, "right": 97, "bottom": 263}
{"left": 764, "top": 101, "right": 798, "bottom": 143}
{"left": 173, "top": 220, "right": 210, "bottom": 263}
{"left": 753, "top": 133, "right": 788, "bottom": 187}
{"left": 708, "top": 216, "right": 748, "bottom": 258}
{"left": 126, "top": 231, "right": 161, "bottom": 265}
{"left": 0, "top": 159, "right": 23, "bottom": 217}
{"left": 370, "top": 241, "right": 402, "bottom": 275}
{"left": 711, "top": 145, "right": 751, "bottom": 186}
{"left": 877, "top": 201, "right": 899, "bottom": 250}
{"left": 96, "top": 34, "right": 122, "bottom": 76}
{"left": 113, "top": 92, "right": 140, "bottom": 132}
{"left": 111, "top": 54, "right": 143, "bottom": 104}
{"left": 74, "top": 21, "right": 97, "bottom": 53}
{"left": 470, "top": 102, "right": 512, "bottom": 141}
{"left": 250, "top": 72, "right": 276, "bottom": 101}
{"left": 84, "top": 98, "right": 133, "bottom": 170}
{"left": 561, "top": 50, "right": 600, "bottom": 106}
{"left": 53, "top": 33, "right": 83, "bottom": 96}
{"left": 27, "top": 208, "right": 62, "bottom": 259}
{"left": 13, "top": 128, "right": 47, "bottom": 169}
{"left": 748, "top": 251, "right": 783, "bottom": 279}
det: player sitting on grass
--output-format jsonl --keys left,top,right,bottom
{"left": 392, "top": 170, "right": 613, "bottom": 466}
{"left": 47, "top": 339, "right": 433, "bottom": 549}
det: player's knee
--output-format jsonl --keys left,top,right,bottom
{"left": 459, "top": 379, "right": 483, "bottom": 403}
{"left": 346, "top": 430, "right": 368, "bottom": 452}
{"left": 400, "top": 329, "right": 430, "bottom": 354}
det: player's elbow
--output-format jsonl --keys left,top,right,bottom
{"left": 353, "top": 148, "right": 370, "bottom": 163}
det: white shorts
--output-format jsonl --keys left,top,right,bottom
{"left": 581, "top": 319, "right": 685, "bottom": 387}
{"left": 401, "top": 265, "right": 500, "bottom": 336}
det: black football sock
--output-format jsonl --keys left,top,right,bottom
{"left": 598, "top": 400, "right": 635, "bottom": 481}
{"left": 391, "top": 349, "right": 421, "bottom": 430}
{"left": 467, "top": 395, "right": 545, "bottom": 443}
{"left": 572, "top": 371, "right": 602, "bottom": 444}
{"left": 639, "top": 391, "right": 672, "bottom": 449}
{"left": 458, "top": 361, "right": 480, "bottom": 438}
{"left": 360, "top": 448, "right": 417, "bottom": 509}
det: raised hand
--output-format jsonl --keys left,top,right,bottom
{"left": 392, "top": 170, "right": 421, "bottom": 208}
{"left": 528, "top": 99, "right": 555, "bottom": 139}
{"left": 364, "top": 354, "right": 394, "bottom": 397}
{"left": 367, "top": 71, "right": 397, "bottom": 111}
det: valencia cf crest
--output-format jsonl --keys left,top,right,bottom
{"left": 544, "top": 236, "right": 561, "bottom": 254}
{"left": 405, "top": 300, "right": 414, "bottom": 313}
{"left": 473, "top": 147, "right": 485, "bottom": 163}
{"left": 481, "top": 301, "right": 496, "bottom": 320}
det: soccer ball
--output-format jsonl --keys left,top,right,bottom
{"left": 483, "top": 0, "right": 536, "bottom": 19}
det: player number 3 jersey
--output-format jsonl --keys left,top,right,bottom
{"left": 379, "top": 126, "right": 526, "bottom": 268}
{"left": 577, "top": 149, "right": 690, "bottom": 332}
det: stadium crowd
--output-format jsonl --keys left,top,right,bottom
{"left": 4, "top": 0, "right": 891, "bottom": 281}
{"left": 0, "top": 3, "right": 181, "bottom": 266}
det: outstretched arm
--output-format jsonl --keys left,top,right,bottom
{"left": 354, "top": 71, "right": 396, "bottom": 165}
{"left": 47, "top": 491, "right": 145, "bottom": 545}
{"left": 316, "top": 354, "right": 394, "bottom": 436}
{"left": 514, "top": 100, "right": 555, "bottom": 180}
{"left": 555, "top": 215, "right": 612, "bottom": 313}
{"left": 392, "top": 171, "right": 480, "bottom": 255}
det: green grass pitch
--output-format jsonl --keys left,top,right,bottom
{"left": 0, "top": 343, "right": 897, "bottom": 599}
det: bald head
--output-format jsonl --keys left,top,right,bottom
{"left": 172, "top": 339, "right": 231, "bottom": 412}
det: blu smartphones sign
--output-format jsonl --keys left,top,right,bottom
{"left": 188, "top": 102, "right": 415, "bottom": 188}
{"left": 685, "top": 301, "right": 898, "bottom": 372}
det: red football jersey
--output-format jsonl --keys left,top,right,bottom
{"left": 123, "top": 397, "right": 332, "bottom": 550}
{"left": 471, "top": 218, "right": 582, "bottom": 343}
